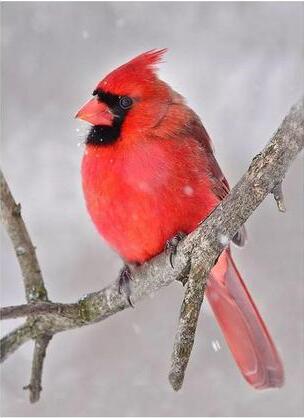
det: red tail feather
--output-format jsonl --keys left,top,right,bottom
{"left": 206, "top": 250, "right": 284, "bottom": 389}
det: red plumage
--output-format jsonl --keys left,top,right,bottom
{"left": 77, "top": 49, "right": 284, "bottom": 389}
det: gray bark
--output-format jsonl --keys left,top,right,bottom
{"left": 1, "top": 98, "right": 303, "bottom": 401}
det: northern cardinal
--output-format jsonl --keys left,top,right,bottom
{"left": 76, "top": 49, "right": 284, "bottom": 389}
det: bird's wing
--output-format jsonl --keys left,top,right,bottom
{"left": 187, "top": 110, "right": 246, "bottom": 246}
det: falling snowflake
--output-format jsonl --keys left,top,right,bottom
{"left": 183, "top": 185, "right": 194, "bottom": 196}
{"left": 82, "top": 30, "right": 90, "bottom": 40}
{"left": 132, "top": 323, "right": 141, "bottom": 335}
{"left": 211, "top": 340, "right": 221, "bottom": 352}
{"left": 116, "top": 18, "right": 125, "bottom": 28}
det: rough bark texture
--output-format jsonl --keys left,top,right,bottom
{"left": 168, "top": 99, "right": 304, "bottom": 390}
{"left": 0, "top": 170, "right": 51, "bottom": 402}
{"left": 0, "top": 323, "right": 33, "bottom": 363}
{"left": 1, "top": 99, "right": 303, "bottom": 402}
{"left": 23, "top": 334, "right": 52, "bottom": 403}
{"left": 0, "top": 171, "right": 48, "bottom": 302}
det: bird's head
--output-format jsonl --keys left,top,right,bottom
{"left": 76, "top": 49, "right": 174, "bottom": 146}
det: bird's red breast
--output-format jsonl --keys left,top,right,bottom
{"left": 78, "top": 49, "right": 224, "bottom": 262}
{"left": 81, "top": 103, "right": 220, "bottom": 263}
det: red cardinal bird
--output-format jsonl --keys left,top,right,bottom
{"left": 76, "top": 49, "right": 284, "bottom": 389}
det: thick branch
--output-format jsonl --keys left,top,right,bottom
{"left": 1, "top": 98, "right": 303, "bottom": 331}
{"left": 1, "top": 98, "right": 303, "bottom": 397}
{"left": 1, "top": 303, "right": 79, "bottom": 321}
{"left": 168, "top": 98, "right": 304, "bottom": 390}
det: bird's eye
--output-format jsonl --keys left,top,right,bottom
{"left": 119, "top": 96, "right": 133, "bottom": 110}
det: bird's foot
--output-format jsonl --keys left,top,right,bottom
{"left": 166, "top": 232, "right": 186, "bottom": 268}
{"left": 118, "top": 264, "right": 134, "bottom": 307}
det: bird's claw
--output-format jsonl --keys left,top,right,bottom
{"left": 118, "top": 265, "right": 134, "bottom": 307}
{"left": 166, "top": 232, "right": 186, "bottom": 269}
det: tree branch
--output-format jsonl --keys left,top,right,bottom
{"left": 169, "top": 262, "right": 206, "bottom": 391}
{"left": 168, "top": 98, "right": 304, "bottom": 390}
{"left": 0, "top": 323, "right": 33, "bottom": 363}
{"left": 0, "top": 170, "right": 48, "bottom": 302}
{"left": 1, "top": 98, "right": 303, "bottom": 402}
{"left": 1, "top": 303, "right": 79, "bottom": 321}
{"left": 0, "top": 170, "right": 50, "bottom": 402}
{"left": 23, "top": 334, "right": 52, "bottom": 403}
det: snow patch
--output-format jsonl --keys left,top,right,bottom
{"left": 16, "top": 246, "right": 27, "bottom": 256}
{"left": 183, "top": 185, "right": 194, "bottom": 196}
{"left": 138, "top": 181, "right": 152, "bottom": 193}
{"left": 218, "top": 233, "right": 229, "bottom": 247}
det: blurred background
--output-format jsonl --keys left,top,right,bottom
{"left": 1, "top": 2, "right": 303, "bottom": 416}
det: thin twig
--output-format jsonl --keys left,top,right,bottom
{"left": 0, "top": 170, "right": 51, "bottom": 401}
{"left": 24, "top": 335, "right": 52, "bottom": 403}
{"left": 0, "top": 323, "right": 33, "bottom": 363}
{"left": 169, "top": 264, "right": 206, "bottom": 390}
{"left": 0, "top": 170, "right": 48, "bottom": 302}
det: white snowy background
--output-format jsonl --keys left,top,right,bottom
{"left": 1, "top": 2, "right": 303, "bottom": 416}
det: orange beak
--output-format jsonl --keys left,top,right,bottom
{"left": 75, "top": 98, "right": 113, "bottom": 126}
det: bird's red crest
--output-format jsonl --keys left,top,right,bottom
{"left": 95, "top": 49, "right": 167, "bottom": 96}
